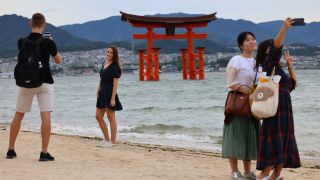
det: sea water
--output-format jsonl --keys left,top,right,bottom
{"left": 0, "top": 70, "right": 319, "bottom": 159}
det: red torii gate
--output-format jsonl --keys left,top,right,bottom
{"left": 120, "top": 11, "right": 217, "bottom": 81}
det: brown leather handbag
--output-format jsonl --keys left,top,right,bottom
{"left": 225, "top": 89, "right": 252, "bottom": 117}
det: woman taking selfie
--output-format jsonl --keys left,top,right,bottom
{"left": 255, "top": 18, "right": 301, "bottom": 180}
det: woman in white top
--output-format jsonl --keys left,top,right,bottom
{"left": 222, "top": 32, "right": 259, "bottom": 179}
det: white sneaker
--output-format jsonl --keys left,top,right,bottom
{"left": 230, "top": 171, "right": 242, "bottom": 179}
{"left": 243, "top": 171, "right": 256, "bottom": 179}
{"left": 109, "top": 142, "right": 116, "bottom": 147}
{"left": 97, "top": 140, "right": 115, "bottom": 148}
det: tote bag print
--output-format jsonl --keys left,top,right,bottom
{"left": 250, "top": 71, "right": 281, "bottom": 119}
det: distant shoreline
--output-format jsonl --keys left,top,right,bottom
{"left": 1, "top": 69, "right": 320, "bottom": 79}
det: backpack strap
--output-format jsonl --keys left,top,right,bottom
{"left": 34, "top": 37, "right": 45, "bottom": 65}
{"left": 20, "top": 37, "right": 45, "bottom": 62}
{"left": 19, "top": 38, "right": 31, "bottom": 52}
{"left": 22, "top": 37, "right": 46, "bottom": 70}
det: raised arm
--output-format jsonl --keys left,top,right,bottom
{"left": 284, "top": 50, "right": 298, "bottom": 85}
{"left": 274, "top": 18, "right": 293, "bottom": 48}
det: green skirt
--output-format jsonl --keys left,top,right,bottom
{"left": 222, "top": 115, "right": 259, "bottom": 161}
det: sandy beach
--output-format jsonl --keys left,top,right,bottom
{"left": 0, "top": 126, "right": 319, "bottom": 180}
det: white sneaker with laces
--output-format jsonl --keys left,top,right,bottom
{"left": 231, "top": 171, "right": 242, "bottom": 179}
{"left": 243, "top": 171, "right": 256, "bottom": 179}
{"left": 97, "top": 140, "right": 115, "bottom": 148}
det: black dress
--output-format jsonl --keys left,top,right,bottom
{"left": 96, "top": 63, "right": 123, "bottom": 111}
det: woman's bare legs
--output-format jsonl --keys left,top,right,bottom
{"left": 106, "top": 109, "right": 117, "bottom": 144}
{"left": 95, "top": 108, "right": 110, "bottom": 141}
{"left": 270, "top": 164, "right": 283, "bottom": 180}
{"left": 257, "top": 166, "right": 273, "bottom": 179}
{"left": 243, "top": 160, "right": 252, "bottom": 174}
{"left": 229, "top": 158, "right": 239, "bottom": 173}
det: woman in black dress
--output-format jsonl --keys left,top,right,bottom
{"left": 96, "top": 46, "right": 122, "bottom": 147}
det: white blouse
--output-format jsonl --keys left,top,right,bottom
{"left": 226, "top": 55, "right": 257, "bottom": 90}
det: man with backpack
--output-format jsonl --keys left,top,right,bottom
{"left": 6, "top": 13, "right": 61, "bottom": 161}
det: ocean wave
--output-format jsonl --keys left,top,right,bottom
{"left": 126, "top": 106, "right": 223, "bottom": 112}
{"left": 176, "top": 106, "right": 223, "bottom": 111}
{"left": 21, "top": 123, "right": 220, "bottom": 148}
{"left": 18, "top": 123, "right": 319, "bottom": 157}
{"left": 127, "top": 107, "right": 162, "bottom": 111}
{"left": 121, "top": 132, "right": 216, "bottom": 144}
{"left": 119, "top": 124, "right": 203, "bottom": 135}
{"left": 294, "top": 106, "right": 320, "bottom": 113}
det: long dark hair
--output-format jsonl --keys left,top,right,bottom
{"left": 109, "top": 46, "right": 121, "bottom": 69}
{"left": 255, "top": 39, "right": 273, "bottom": 71}
{"left": 237, "top": 31, "right": 256, "bottom": 52}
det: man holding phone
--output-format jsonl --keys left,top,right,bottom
{"left": 6, "top": 13, "right": 61, "bottom": 161}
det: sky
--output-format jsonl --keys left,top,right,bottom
{"left": 0, "top": 0, "right": 319, "bottom": 26}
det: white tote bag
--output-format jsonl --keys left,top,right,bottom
{"left": 250, "top": 68, "right": 281, "bottom": 119}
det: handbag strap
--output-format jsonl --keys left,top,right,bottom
{"left": 253, "top": 70, "right": 258, "bottom": 85}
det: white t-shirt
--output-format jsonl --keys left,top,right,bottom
{"left": 226, "top": 55, "right": 257, "bottom": 89}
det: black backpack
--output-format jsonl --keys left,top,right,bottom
{"left": 14, "top": 37, "right": 45, "bottom": 88}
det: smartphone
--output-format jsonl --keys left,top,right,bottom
{"left": 292, "top": 18, "right": 305, "bottom": 26}
{"left": 43, "top": 32, "right": 51, "bottom": 38}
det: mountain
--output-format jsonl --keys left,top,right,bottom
{"left": 0, "top": 14, "right": 107, "bottom": 58}
{"left": 59, "top": 13, "right": 208, "bottom": 43}
{"left": 256, "top": 20, "right": 320, "bottom": 45}
{"left": 60, "top": 13, "right": 320, "bottom": 46}
{"left": 60, "top": 16, "right": 135, "bottom": 42}
{"left": 1, "top": 13, "right": 320, "bottom": 58}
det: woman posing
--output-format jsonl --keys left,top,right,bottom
{"left": 96, "top": 46, "right": 123, "bottom": 147}
{"left": 222, "top": 32, "right": 259, "bottom": 179}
